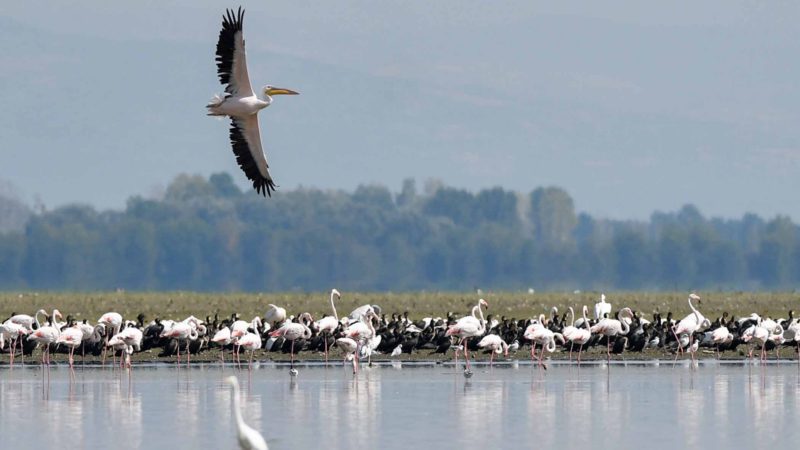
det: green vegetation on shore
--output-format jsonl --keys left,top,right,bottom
{"left": 2, "top": 291, "right": 796, "bottom": 324}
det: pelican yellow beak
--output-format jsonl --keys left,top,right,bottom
{"left": 266, "top": 87, "right": 299, "bottom": 96}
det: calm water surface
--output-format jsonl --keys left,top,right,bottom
{"left": 1, "top": 361, "right": 799, "bottom": 449}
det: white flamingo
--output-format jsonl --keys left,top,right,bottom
{"left": 313, "top": 289, "right": 342, "bottom": 363}
{"left": 445, "top": 299, "right": 488, "bottom": 373}
{"left": 212, "top": 327, "right": 233, "bottom": 364}
{"left": 56, "top": 325, "right": 83, "bottom": 369}
{"left": 235, "top": 331, "right": 262, "bottom": 371}
{"left": 269, "top": 312, "right": 312, "bottom": 371}
{"left": 98, "top": 312, "right": 123, "bottom": 365}
{"left": 591, "top": 307, "right": 633, "bottom": 362}
{"left": 344, "top": 311, "right": 377, "bottom": 373}
{"left": 335, "top": 337, "right": 359, "bottom": 373}
{"left": 477, "top": 334, "right": 508, "bottom": 367}
{"left": 264, "top": 304, "right": 287, "bottom": 329}
{"left": 160, "top": 319, "right": 200, "bottom": 365}
{"left": 27, "top": 315, "right": 62, "bottom": 365}
{"left": 0, "top": 321, "right": 30, "bottom": 366}
{"left": 566, "top": 306, "right": 592, "bottom": 364}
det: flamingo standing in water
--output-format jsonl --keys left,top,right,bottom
{"left": 160, "top": 319, "right": 200, "bottom": 365}
{"left": 523, "top": 314, "right": 546, "bottom": 362}
{"left": 98, "top": 312, "right": 123, "bottom": 365}
{"left": 344, "top": 311, "right": 376, "bottom": 373}
{"left": 212, "top": 327, "right": 233, "bottom": 365}
{"left": 0, "top": 321, "right": 30, "bottom": 366}
{"left": 27, "top": 313, "right": 62, "bottom": 365}
{"left": 269, "top": 313, "right": 312, "bottom": 372}
{"left": 235, "top": 330, "right": 262, "bottom": 371}
{"left": 445, "top": 299, "right": 488, "bottom": 374}
{"left": 591, "top": 307, "right": 633, "bottom": 362}
{"left": 477, "top": 334, "right": 508, "bottom": 367}
{"left": 335, "top": 337, "right": 359, "bottom": 373}
{"left": 565, "top": 306, "right": 592, "bottom": 364}
{"left": 232, "top": 317, "right": 262, "bottom": 364}
{"left": 313, "top": 289, "right": 342, "bottom": 363}
{"left": 56, "top": 325, "right": 83, "bottom": 369}
{"left": 672, "top": 294, "right": 710, "bottom": 363}
{"left": 225, "top": 376, "right": 268, "bottom": 450}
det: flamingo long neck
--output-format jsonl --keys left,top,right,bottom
{"left": 477, "top": 304, "right": 486, "bottom": 332}
{"left": 582, "top": 306, "right": 589, "bottom": 329}
{"left": 569, "top": 307, "right": 575, "bottom": 327}
{"left": 620, "top": 311, "right": 630, "bottom": 335}
{"left": 546, "top": 338, "right": 556, "bottom": 352}
{"left": 34, "top": 311, "right": 42, "bottom": 329}
{"left": 330, "top": 293, "right": 339, "bottom": 322}
{"left": 688, "top": 297, "right": 701, "bottom": 323}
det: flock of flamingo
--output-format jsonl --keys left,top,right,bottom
{"left": 2, "top": 291, "right": 799, "bottom": 375}
{"left": 3, "top": 290, "right": 800, "bottom": 450}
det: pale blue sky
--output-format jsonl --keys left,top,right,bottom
{"left": 1, "top": 1, "right": 799, "bottom": 219}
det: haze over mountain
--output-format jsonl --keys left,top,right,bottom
{"left": 2, "top": 1, "right": 799, "bottom": 220}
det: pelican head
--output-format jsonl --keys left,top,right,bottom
{"left": 263, "top": 85, "right": 299, "bottom": 97}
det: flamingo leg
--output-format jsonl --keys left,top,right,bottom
{"left": 355, "top": 342, "right": 360, "bottom": 374}
{"left": 607, "top": 338, "right": 611, "bottom": 363}
{"left": 577, "top": 344, "right": 583, "bottom": 365}
{"left": 568, "top": 342, "right": 573, "bottom": 362}
{"left": 290, "top": 340, "right": 295, "bottom": 370}
{"left": 324, "top": 334, "right": 329, "bottom": 364}
{"left": 489, "top": 351, "right": 494, "bottom": 368}
{"left": 464, "top": 338, "right": 472, "bottom": 371}
{"left": 539, "top": 345, "right": 545, "bottom": 368}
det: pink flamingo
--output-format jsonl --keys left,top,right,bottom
{"left": 231, "top": 317, "right": 262, "bottom": 363}
{"left": 477, "top": 334, "right": 508, "bottom": 368}
{"left": 27, "top": 317, "right": 62, "bottom": 365}
{"left": 671, "top": 294, "right": 710, "bottom": 362}
{"left": 523, "top": 314, "right": 546, "bottom": 362}
{"left": 313, "top": 289, "right": 342, "bottom": 363}
{"left": 56, "top": 325, "right": 83, "bottom": 369}
{"left": 590, "top": 307, "right": 632, "bottom": 362}
{"left": 234, "top": 331, "right": 262, "bottom": 371}
{"left": 344, "top": 311, "right": 377, "bottom": 372}
{"left": 269, "top": 312, "right": 312, "bottom": 373}
{"left": 212, "top": 327, "right": 233, "bottom": 365}
{"left": 160, "top": 319, "right": 199, "bottom": 365}
{"left": 565, "top": 306, "right": 592, "bottom": 364}
{"left": 98, "top": 312, "right": 123, "bottom": 365}
{"left": 0, "top": 321, "right": 30, "bottom": 366}
{"left": 445, "top": 299, "right": 488, "bottom": 374}
{"left": 335, "top": 337, "right": 359, "bottom": 373}
{"left": 711, "top": 325, "right": 733, "bottom": 359}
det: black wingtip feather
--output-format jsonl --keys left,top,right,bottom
{"left": 229, "top": 119, "right": 277, "bottom": 199}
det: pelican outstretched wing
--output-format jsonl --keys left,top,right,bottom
{"left": 230, "top": 116, "right": 276, "bottom": 197}
{"left": 215, "top": 7, "right": 253, "bottom": 97}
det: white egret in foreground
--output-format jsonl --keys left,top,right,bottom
{"left": 225, "top": 376, "right": 268, "bottom": 450}
{"left": 207, "top": 7, "right": 299, "bottom": 197}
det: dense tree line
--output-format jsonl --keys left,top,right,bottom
{"left": 0, "top": 173, "right": 797, "bottom": 291}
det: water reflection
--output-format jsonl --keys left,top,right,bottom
{"left": 1, "top": 364, "right": 799, "bottom": 449}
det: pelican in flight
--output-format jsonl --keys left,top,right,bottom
{"left": 207, "top": 7, "right": 299, "bottom": 197}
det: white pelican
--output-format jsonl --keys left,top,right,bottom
{"left": 207, "top": 7, "right": 299, "bottom": 197}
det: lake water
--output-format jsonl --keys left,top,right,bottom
{"left": 1, "top": 361, "right": 799, "bottom": 449}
